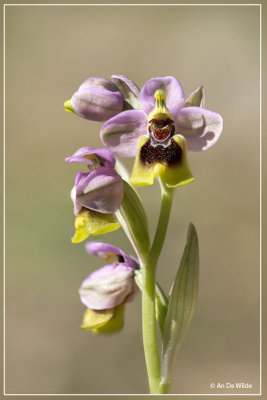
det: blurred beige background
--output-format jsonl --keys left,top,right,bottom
{"left": 4, "top": 3, "right": 261, "bottom": 396}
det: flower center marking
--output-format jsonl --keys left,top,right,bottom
{"left": 149, "top": 118, "right": 175, "bottom": 142}
{"left": 140, "top": 138, "right": 182, "bottom": 167}
{"left": 148, "top": 89, "right": 176, "bottom": 144}
{"left": 104, "top": 252, "right": 124, "bottom": 263}
{"left": 85, "top": 154, "right": 101, "bottom": 170}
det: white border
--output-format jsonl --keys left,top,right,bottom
{"left": 3, "top": 2, "right": 6, "bottom": 397}
{"left": 259, "top": 1, "right": 262, "bottom": 396}
{"left": 3, "top": 3, "right": 262, "bottom": 397}
{"left": 1, "top": 3, "right": 263, "bottom": 5}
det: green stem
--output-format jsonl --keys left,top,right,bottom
{"left": 148, "top": 179, "right": 174, "bottom": 268}
{"left": 142, "top": 178, "right": 173, "bottom": 394}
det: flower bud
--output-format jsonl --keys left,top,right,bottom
{"left": 64, "top": 76, "right": 125, "bottom": 122}
{"left": 71, "top": 86, "right": 123, "bottom": 122}
{"left": 78, "top": 77, "right": 119, "bottom": 92}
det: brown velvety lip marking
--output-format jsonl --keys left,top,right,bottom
{"left": 140, "top": 138, "right": 182, "bottom": 167}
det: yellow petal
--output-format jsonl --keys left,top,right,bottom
{"left": 72, "top": 227, "right": 90, "bottom": 243}
{"left": 72, "top": 209, "right": 120, "bottom": 243}
{"left": 81, "top": 308, "right": 114, "bottom": 330}
{"left": 130, "top": 135, "right": 194, "bottom": 188}
{"left": 130, "top": 136, "right": 156, "bottom": 186}
{"left": 64, "top": 99, "right": 75, "bottom": 114}
{"left": 163, "top": 135, "right": 195, "bottom": 188}
{"left": 88, "top": 210, "right": 120, "bottom": 235}
{"left": 92, "top": 303, "right": 125, "bottom": 334}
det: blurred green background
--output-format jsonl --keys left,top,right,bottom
{"left": 5, "top": 3, "right": 260, "bottom": 395}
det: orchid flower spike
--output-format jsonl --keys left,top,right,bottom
{"left": 65, "top": 147, "right": 124, "bottom": 243}
{"left": 79, "top": 242, "right": 139, "bottom": 334}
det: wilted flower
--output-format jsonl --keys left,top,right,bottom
{"left": 100, "top": 76, "right": 223, "bottom": 187}
{"left": 65, "top": 147, "right": 124, "bottom": 242}
{"left": 79, "top": 242, "right": 139, "bottom": 334}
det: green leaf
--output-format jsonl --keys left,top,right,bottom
{"left": 134, "top": 269, "right": 168, "bottom": 336}
{"left": 116, "top": 180, "right": 150, "bottom": 260}
{"left": 161, "top": 223, "right": 199, "bottom": 385}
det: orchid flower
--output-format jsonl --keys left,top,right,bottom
{"left": 65, "top": 147, "right": 124, "bottom": 242}
{"left": 100, "top": 76, "right": 223, "bottom": 187}
{"left": 79, "top": 242, "right": 139, "bottom": 334}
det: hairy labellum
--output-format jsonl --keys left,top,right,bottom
{"left": 140, "top": 138, "right": 182, "bottom": 167}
